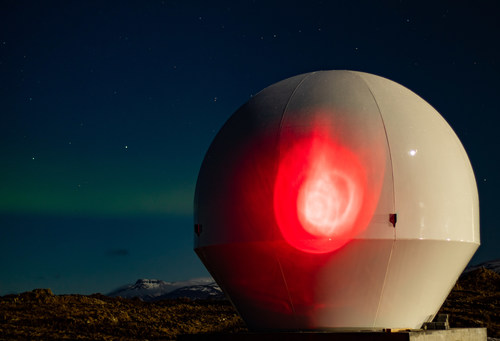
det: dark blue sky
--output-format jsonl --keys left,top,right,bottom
{"left": 1, "top": 0, "right": 498, "bottom": 295}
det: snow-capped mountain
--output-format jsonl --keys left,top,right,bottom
{"left": 108, "top": 259, "right": 500, "bottom": 302}
{"left": 157, "top": 282, "right": 224, "bottom": 300}
{"left": 107, "top": 278, "right": 222, "bottom": 301}
{"left": 465, "top": 259, "right": 500, "bottom": 274}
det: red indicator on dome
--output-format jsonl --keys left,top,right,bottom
{"left": 274, "top": 133, "right": 368, "bottom": 253}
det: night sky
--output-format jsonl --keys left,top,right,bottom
{"left": 1, "top": 1, "right": 498, "bottom": 295}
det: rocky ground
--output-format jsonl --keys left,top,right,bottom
{"left": 0, "top": 268, "right": 498, "bottom": 340}
{"left": 0, "top": 293, "right": 245, "bottom": 340}
{"left": 437, "top": 267, "right": 500, "bottom": 338}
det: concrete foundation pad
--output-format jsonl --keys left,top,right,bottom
{"left": 179, "top": 328, "right": 487, "bottom": 341}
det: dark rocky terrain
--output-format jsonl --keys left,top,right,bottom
{"left": 0, "top": 292, "right": 245, "bottom": 340}
{"left": 437, "top": 267, "right": 500, "bottom": 338}
{"left": 0, "top": 268, "right": 498, "bottom": 340}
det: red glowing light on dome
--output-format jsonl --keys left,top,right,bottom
{"left": 273, "top": 133, "right": 369, "bottom": 253}
{"left": 297, "top": 158, "right": 363, "bottom": 238}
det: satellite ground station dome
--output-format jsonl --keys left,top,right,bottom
{"left": 194, "top": 70, "right": 479, "bottom": 330}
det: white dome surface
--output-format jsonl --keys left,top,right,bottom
{"left": 194, "top": 70, "right": 479, "bottom": 330}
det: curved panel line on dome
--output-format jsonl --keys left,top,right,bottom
{"left": 272, "top": 72, "right": 315, "bottom": 244}
{"left": 354, "top": 71, "right": 478, "bottom": 243}
{"left": 274, "top": 252, "right": 297, "bottom": 319}
{"left": 276, "top": 72, "right": 315, "bottom": 145}
{"left": 372, "top": 238, "right": 395, "bottom": 327}
{"left": 273, "top": 129, "right": 387, "bottom": 252}
{"left": 351, "top": 71, "right": 396, "bottom": 241}
{"left": 273, "top": 71, "right": 389, "bottom": 252}
{"left": 278, "top": 73, "right": 315, "bottom": 128}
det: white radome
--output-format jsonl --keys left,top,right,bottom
{"left": 194, "top": 71, "right": 479, "bottom": 330}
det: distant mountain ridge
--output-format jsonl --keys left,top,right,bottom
{"left": 157, "top": 282, "right": 224, "bottom": 300}
{"left": 108, "top": 259, "right": 500, "bottom": 302}
{"left": 107, "top": 278, "right": 224, "bottom": 301}
{"left": 466, "top": 258, "right": 500, "bottom": 274}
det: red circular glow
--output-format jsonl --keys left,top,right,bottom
{"left": 273, "top": 134, "right": 368, "bottom": 253}
{"left": 297, "top": 167, "right": 362, "bottom": 237}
